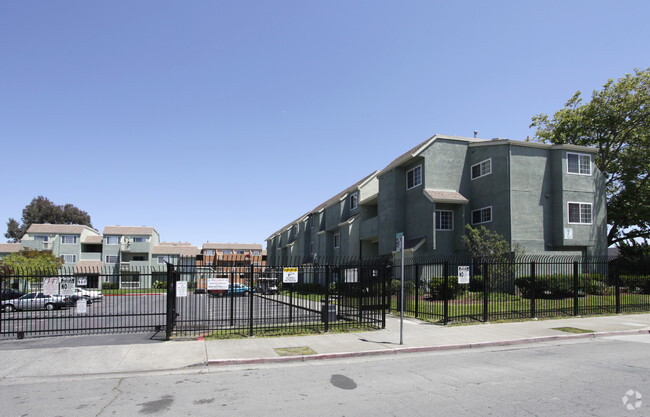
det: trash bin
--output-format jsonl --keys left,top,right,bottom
{"left": 321, "top": 304, "right": 337, "bottom": 322}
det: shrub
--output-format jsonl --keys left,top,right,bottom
{"left": 515, "top": 274, "right": 611, "bottom": 298}
{"left": 427, "top": 277, "right": 467, "bottom": 300}
{"left": 620, "top": 275, "right": 650, "bottom": 294}
{"left": 390, "top": 279, "right": 416, "bottom": 296}
{"left": 152, "top": 280, "right": 167, "bottom": 289}
{"left": 469, "top": 275, "right": 484, "bottom": 293}
{"left": 102, "top": 282, "right": 118, "bottom": 290}
{"left": 294, "top": 283, "right": 326, "bottom": 295}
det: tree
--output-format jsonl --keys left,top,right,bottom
{"left": 461, "top": 225, "right": 523, "bottom": 260}
{"left": 530, "top": 68, "right": 650, "bottom": 247}
{"left": 0, "top": 249, "right": 64, "bottom": 291}
{"left": 4, "top": 196, "right": 93, "bottom": 242}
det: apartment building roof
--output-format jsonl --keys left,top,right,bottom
{"left": 74, "top": 260, "right": 104, "bottom": 273}
{"left": 202, "top": 243, "right": 263, "bottom": 251}
{"left": 25, "top": 224, "right": 100, "bottom": 235}
{"left": 152, "top": 245, "right": 200, "bottom": 257}
{"left": 0, "top": 243, "right": 20, "bottom": 253}
{"left": 266, "top": 170, "right": 379, "bottom": 241}
{"left": 103, "top": 226, "right": 157, "bottom": 236}
{"left": 84, "top": 235, "right": 104, "bottom": 244}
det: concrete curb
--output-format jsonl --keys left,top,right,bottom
{"left": 206, "top": 328, "right": 650, "bottom": 367}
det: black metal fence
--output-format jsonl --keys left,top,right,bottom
{"left": 2, "top": 256, "right": 649, "bottom": 339}
{"left": 389, "top": 255, "right": 650, "bottom": 324}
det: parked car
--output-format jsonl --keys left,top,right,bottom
{"left": 1, "top": 288, "right": 25, "bottom": 301}
{"left": 209, "top": 283, "right": 254, "bottom": 297}
{"left": 74, "top": 287, "right": 103, "bottom": 301}
{"left": 2, "top": 292, "right": 73, "bottom": 312}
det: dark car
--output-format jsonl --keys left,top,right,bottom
{"left": 1, "top": 288, "right": 25, "bottom": 301}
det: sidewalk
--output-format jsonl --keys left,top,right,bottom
{"left": 1, "top": 313, "right": 649, "bottom": 382}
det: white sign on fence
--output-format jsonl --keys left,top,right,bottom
{"left": 76, "top": 276, "right": 87, "bottom": 286}
{"left": 76, "top": 299, "right": 87, "bottom": 314}
{"left": 176, "top": 281, "right": 188, "bottom": 297}
{"left": 43, "top": 277, "right": 59, "bottom": 296}
{"left": 283, "top": 267, "right": 298, "bottom": 283}
{"left": 213, "top": 278, "right": 229, "bottom": 290}
{"left": 60, "top": 277, "right": 76, "bottom": 296}
{"left": 458, "top": 266, "right": 470, "bottom": 284}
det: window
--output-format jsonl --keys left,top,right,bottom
{"left": 435, "top": 210, "right": 454, "bottom": 231}
{"left": 568, "top": 202, "right": 592, "bottom": 224}
{"left": 350, "top": 192, "right": 358, "bottom": 210}
{"left": 471, "top": 159, "right": 492, "bottom": 180}
{"left": 105, "top": 255, "right": 118, "bottom": 263}
{"left": 61, "top": 235, "right": 78, "bottom": 244}
{"left": 310, "top": 242, "right": 315, "bottom": 254}
{"left": 236, "top": 250, "right": 245, "bottom": 255}
{"left": 407, "top": 165, "right": 422, "bottom": 190}
{"left": 132, "top": 237, "right": 147, "bottom": 243}
{"left": 61, "top": 254, "right": 77, "bottom": 264}
{"left": 35, "top": 235, "right": 49, "bottom": 242}
{"left": 334, "top": 233, "right": 340, "bottom": 248}
{"left": 157, "top": 255, "right": 170, "bottom": 264}
{"left": 132, "top": 255, "right": 146, "bottom": 261}
{"left": 567, "top": 153, "right": 591, "bottom": 175}
{"left": 472, "top": 207, "right": 492, "bottom": 225}
{"left": 222, "top": 250, "right": 232, "bottom": 254}
{"left": 204, "top": 250, "right": 215, "bottom": 256}
{"left": 252, "top": 250, "right": 261, "bottom": 256}
{"left": 106, "top": 236, "right": 120, "bottom": 245}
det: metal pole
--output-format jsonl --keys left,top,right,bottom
{"left": 400, "top": 235, "right": 405, "bottom": 345}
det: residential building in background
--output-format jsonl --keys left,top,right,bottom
{"left": 198, "top": 243, "right": 266, "bottom": 283}
{"left": 0, "top": 243, "right": 20, "bottom": 260}
{"left": 266, "top": 134, "right": 608, "bottom": 265}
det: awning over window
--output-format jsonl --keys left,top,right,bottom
{"left": 423, "top": 189, "right": 469, "bottom": 205}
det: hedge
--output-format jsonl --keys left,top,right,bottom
{"left": 515, "top": 274, "right": 611, "bottom": 299}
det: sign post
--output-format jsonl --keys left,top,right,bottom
{"left": 396, "top": 232, "right": 405, "bottom": 345}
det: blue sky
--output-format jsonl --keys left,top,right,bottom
{"left": 1, "top": 1, "right": 649, "bottom": 247}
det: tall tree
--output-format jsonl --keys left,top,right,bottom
{"left": 4, "top": 196, "right": 93, "bottom": 242}
{"left": 530, "top": 68, "right": 650, "bottom": 247}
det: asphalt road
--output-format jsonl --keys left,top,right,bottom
{"left": 2, "top": 335, "right": 649, "bottom": 416}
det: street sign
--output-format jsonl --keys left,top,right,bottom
{"left": 283, "top": 267, "right": 298, "bottom": 283}
{"left": 60, "top": 277, "right": 76, "bottom": 296}
{"left": 76, "top": 276, "right": 87, "bottom": 286}
{"left": 395, "top": 232, "right": 404, "bottom": 253}
{"left": 458, "top": 266, "right": 470, "bottom": 284}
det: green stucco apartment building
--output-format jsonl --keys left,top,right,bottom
{"left": 266, "top": 134, "right": 607, "bottom": 264}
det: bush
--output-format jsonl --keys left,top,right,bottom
{"left": 515, "top": 274, "right": 611, "bottom": 298}
{"left": 390, "top": 279, "right": 415, "bottom": 296}
{"left": 152, "top": 280, "right": 166, "bottom": 289}
{"left": 294, "top": 283, "right": 326, "bottom": 295}
{"left": 469, "top": 275, "right": 484, "bottom": 293}
{"left": 620, "top": 275, "right": 650, "bottom": 294}
{"left": 427, "top": 277, "right": 467, "bottom": 300}
{"left": 102, "top": 282, "right": 118, "bottom": 290}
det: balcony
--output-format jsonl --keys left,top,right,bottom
{"left": 22, "top": 240, "right": 52, "bottom": 251}
{"left": 120, "top": 242, "right": 151, "bottom": 253}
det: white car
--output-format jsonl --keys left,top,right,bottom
{"left": 74, "top": 287, "right": 103, "bottom": 301}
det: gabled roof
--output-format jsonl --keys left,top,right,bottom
{"left": 423, "top": 189, "right": 469, "bottom": 205}
{"left": 152, "top": 245, "right": 200, "bottom": 257}
{"left": 202, "top": 243, "right": 263, "bottom": 251}
{"left": 0, "top": 243, "right": 20, "bottom": 253}
{"left": 103, "top": 226, "right": 157, "bottom": 236}
{"left": 84, "top": 235, "right": 104, "bottom": 244}
{"left": 266, "top": 170, "right": 379, "bottom": 241}
{"left": 25, "top": 224, "right": 99, "bottom": 235}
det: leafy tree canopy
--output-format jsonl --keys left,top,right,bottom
{"left": 4, "top": 196, "right": 93, "bottom": 242}
{"left": 530, "top": 68, "right": 650, "bottom": 247}
{"left": 0, "top": 249, "right": 64, "bottom": 276}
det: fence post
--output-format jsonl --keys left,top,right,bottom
{"left": 573, "top": 261, "right": 579, "bottom": 316}
{"left": 443, "top": 261, "right": 449, "bottom": 325}
{"left": 614, "top": 259, "right": 621, "bottom": 314}
{"left": 249, "top": 264, "right": 254, "bottom": 337}
{"left": 229, "top": 271, "right": 235, "bottom": 327}
{"left": 165, "top": 263, "right": 177, "bottom": 341}
{"left": 324, "top": 265, "right": 330, "bottom": 332}
{"left": 530, "top": 261, "right": 536, "bottom": 319}
{"left": 414, "top": 263, "right": 419, "bottom": 319}
{"left": 483, "top": 262, "right": 489, "bottom": 322}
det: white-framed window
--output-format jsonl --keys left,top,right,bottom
{"left": 61, "top": 254, "right": 77, "bottom": 264}
{"left": 157, "top": 255, "right": 170, "bottom": 264}
{"left": 236, "top": 250, "right": 245, "bottom": 255}
{"left": 568, "top": 202, "right": 592, "bottom": 224}
{"left": 61, "top": 235, "right": 78, "bottom": 244}
{"left": 252, "top": 250, "right": 261, "bottom": 256}
{"left": 334, "top": 233, "right": 340, "bottom": 249}
{"left": 204, "top": 249, "right": 215, "bottom": 256}
{"left": 471, "top": 158, "right": 492, "bottom": 180}
{"left": 106, "top": 236, "right": 120, "bottom": 245}
{"left": 222, "top": 250, "right": 232, "bottom": 254}
{"left": 105, "top": 255, "right": 118, "bottom": 263}
{"left": 350, "top": 192, "right": 358, "bottom": 210}
{"left": 567, "top": 153, "right": 591, "bottom": 175}
{"left": 435, "top": 210, "right": 454, "bottom": 231}
{"left": 35, "top": 235, "right": 49, "bottom": 242}
{"left": 472, "top": 206, "right": 492, "bottom": 225}
{"left": 132, "top": 236, "right": 147, "bottom": 243}
{"left": 407, "top": 165, "right": 423, "bottom": 190}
